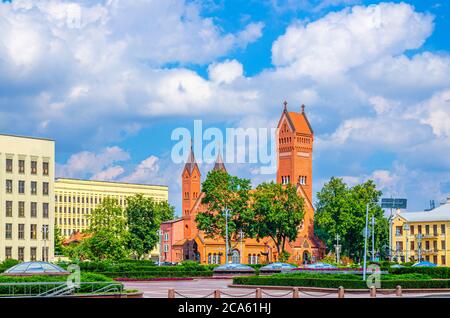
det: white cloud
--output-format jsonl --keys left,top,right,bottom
{"left": 91, "top": 166, "right": 125, "bottom": 181}
{"left": 56, "top": 146, "right": 130, "bottom": 178}
{"left": 121, "top": 155, "right": 160, "bottom": 184}
{"left": 271, "top": 3, "right": 433, "bottom": 78}
{"left": 208, "top": 59, "right": 244, "bottom": 84}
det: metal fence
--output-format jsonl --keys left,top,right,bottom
{"left": 0, "top": 282, "right": 124, "bottom": 298}
{"left": 168, "top": 286, "right": 404, "bottom": 298}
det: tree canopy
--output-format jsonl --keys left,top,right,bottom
{"left": 195, "top": 169, "right": 253, "bottom": 258}
{"left": 251, "top": 182, "right": 305, "bottom": 260}
{"left": 314, "top": 177, "right": 389, "bottom": 262}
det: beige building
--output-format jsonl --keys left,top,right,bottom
{"left": 391, "top": 198, "right": 450, "bottom": 266}
{"left": 55, "top": 178, "right": 168, "bottom": 238}
{"left": 0, "top": 134, "right": 55, "bottom": 262}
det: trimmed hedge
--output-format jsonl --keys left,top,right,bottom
{"left": 100, "top": 270, "right": 214, "bottom": 279}
{"left": 389, "top": 267, "right": 450, "bottom": 278}
{"left": 233, "top": 275, "right": 450, "bottom": 289}
{"left": 0, "top": 273, "right": 117, "bottom": 295}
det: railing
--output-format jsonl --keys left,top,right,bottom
{"left": 167, "top": 286, "right": 403, "bottom": 298}
{"left": 0, "top": 282, "right": 124, "bottom": 298}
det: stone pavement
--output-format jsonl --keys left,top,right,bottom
{"left": 122, "top": 279, "right": 450, "bottom": 298}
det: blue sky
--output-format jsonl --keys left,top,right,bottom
{"left": 0, "top": 0, "right": 449, "bottom": 214}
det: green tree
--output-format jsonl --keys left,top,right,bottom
{"left": 81, "top": 197, "right": 129, "bottom": 261}
{"left": 195, "top": 170, "right": 253, "bottom": 260}
{"left": 251, "top": 182, "right": 305, "bottom": 258}
{"left": 126, "top": 194, "right": 175, "bottom": 259}
{"left": 54, "top": 225, "right": 65, "bottom": 256}
{"left": 314, "top": 177, "right": 389, "bottom": 262}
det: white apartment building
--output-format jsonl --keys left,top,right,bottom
{"left": 0, "top": 134, "right": 55, "bottom": 262}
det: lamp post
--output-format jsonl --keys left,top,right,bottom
{"left": 403, "top": 223, "right": 410, "bottom": 262}
{"left": 225, "top": 208, "right": 229, "bottom": 264}
{"left": 371, "top": 215, "right": 375, "bottom": 262}
{"left": 157, "top": 229, "right": 163, "bottom": 266}
{"left": 363, "top": 203, "right": 370, "bottom": 281}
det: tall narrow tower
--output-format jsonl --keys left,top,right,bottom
{"left": 276, "top": 102, "right": 314, "bottom": 234}
{"left": 181, "top": 144, "right": 201, "bottom": 238}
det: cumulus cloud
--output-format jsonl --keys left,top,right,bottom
{"left": 208, "top": 59, "right": 244, "bottom": 84}
{"left": 271, "top": 3, "right": 433, "bottom": 78}
{"left": 56, "top": 146, "right": 130, "bottom": 178}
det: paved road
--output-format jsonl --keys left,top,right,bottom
{"left": 123, "top": 279, "right": 447, "bottom": 298}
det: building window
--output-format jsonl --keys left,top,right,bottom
{"left": 30, "top": 247, "right": 37, "bottom": 261}
{"left": 42, "top": 225, "right": 49, "bottom": 240}
{"left": 164, "top": 233, "right": 169, "bottom": 241}
{"left": 30, "top": 224, "right": 37, "bottom": 240}
{"left": 433, "top": 225, "right": 438, "bottom": 236}
{"left": 5, "top": 201, "right": 12, "bottom": 217}
{"left": 6, "top": 179, "right": 12, "bottom": 193}
{"left": 425, "top": 241, "right": 430, "bottom": 250}
{"left": 441, "top": 224, "right": 446, "bottom": 235}
{"left": 395, "top": 241, "right": 403, "bottom": 252}
{"left": 410, "top": 225, "right": 414, "bottom": 235}
{"left": 43, "top": 182, "right": 49, "bottom": 196}
{"left": 43, "top": 162, "right": 49, "bottom": 176}
{"left": 442, "top": 240, "right": 446, "bottom": 251}
{"left": 410, "top": 241, "right": 414, "bottom": 251}
{"left": 18, "top": 247, "right": 24, "bottom": 261}
{"left": 433, "top": 240, "right": 438, "bottom": 252}
{"left": 18, "top": 180, "right": 25, "bottom": 194}
{"left": 163, "top": 244, "right": 169, "bottom": 253}
{"left": 18, "top": 201, "right": 25, "bottom": 218}
{"left": 31, "top": 202, "right": 37, "bottom": 218}
{"left": 5, "top": 247, "right": 12, "bottom": 259}
{"left": 418, "top": 225, "right": 422, "bottom": 234}
{"left": 5, "top": 223, "right": 12, "bottom": 239}
{"left": 43, "top": 203, "right": 49, "bottom": 218}
{"left": 18, "top": 224, "right": 25, "bottom": 239}
{"left": 42, "top": 247, "right": 49, "bottom": 262}
{"left": 6, "top": 158, "right": 12, "bottom": 172}
{"left": 18, "top": 159, "right": 25, "bottom": 174}
{"left": 30, "top": 181, "right": 37, "bottom": 195}
{"left": 425, "top": 225, "right": 430, "bottom": 235}
{"left": 395, "top": 226, "right": 403, "bottom": 236}
{"left": 31, "top": 160, "right": 37, "bottom": 174}
{"left": 442, "top": 255, "right": 446, "bottom": 265}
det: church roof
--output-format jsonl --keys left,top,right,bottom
{"left": 278, "top": 102, "right": 314, "bottom": 135}
{"left": 183, "top": 144, "right": 199, "bottom": 175}
{"left": 212, "top": 150, "right": 227, "bottom": 172}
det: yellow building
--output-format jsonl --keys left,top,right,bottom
{"left": 55, "top": 178, "right": 168, "bottom": 238}
{"left": 0, "top": 134, "right": 55, "bottom": 262}
{"left": 391, "top": 198, "right": 450, "bottom": 266}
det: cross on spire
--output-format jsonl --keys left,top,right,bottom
{"left": 283, "top": 100, "right": 288, "bottom": 111}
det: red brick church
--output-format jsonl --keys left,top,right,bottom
{"left": 160, "top": 102, "right": 325, "bottom": 265}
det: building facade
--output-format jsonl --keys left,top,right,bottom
{"left": 0, "top": 134, "right": 55, "bottom": 262}
{"left": 391, "top": 199, "right": 450, "bottom": 266}
{"left": 55, "top": 178, "right": 169, "bottom": 238}
{"left": 161, "top": 103, "right": 325, "bottom": 265}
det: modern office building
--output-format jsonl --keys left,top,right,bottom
{"left": 54, "top": 178, "right": 168, "bottom": 238}
{"left": 392, "top": 198, "right": 450, "bottom": 265}
{"left": 0, "top": 134, "right": 55, "bottom": 262}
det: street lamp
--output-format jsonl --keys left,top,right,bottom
{"left": 157, "top": 229, "right": 163, "bottom": 266}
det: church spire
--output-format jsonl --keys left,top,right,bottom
{"left": 213, "top": 147, "right": 227, "bottom": 172}
{"left": 184, "top": 140, "right": 199, "bottom": 175}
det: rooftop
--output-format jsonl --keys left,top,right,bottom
{"left": 55, "top": 177, "right": 168, "bottom": 189}
{"left": 0, "top": 133, "right": 54, "bottom": 142}
{"left": 399, "top": 199, "right": 450, "bottom": 222}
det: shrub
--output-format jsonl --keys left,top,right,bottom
{"left": 233, "top": 275, "right": 450, "bottom": 289}
{"left": 0, "top": 259, "right": 20, "bottom": 273}
{"left": 0, "top": 272, "right": 116, "bottom": 295}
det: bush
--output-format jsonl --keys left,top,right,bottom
{"left": 0, "top": 272, "right": 116, "bottom": 295}
{"left": 389, "top": 267, "right": 450, "bottom": 278}
{"left": 233, "top": 275, "right": 450, "bottom": 289}
{"left": 0, "top": 259, "right": 20, "bottom": 273}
